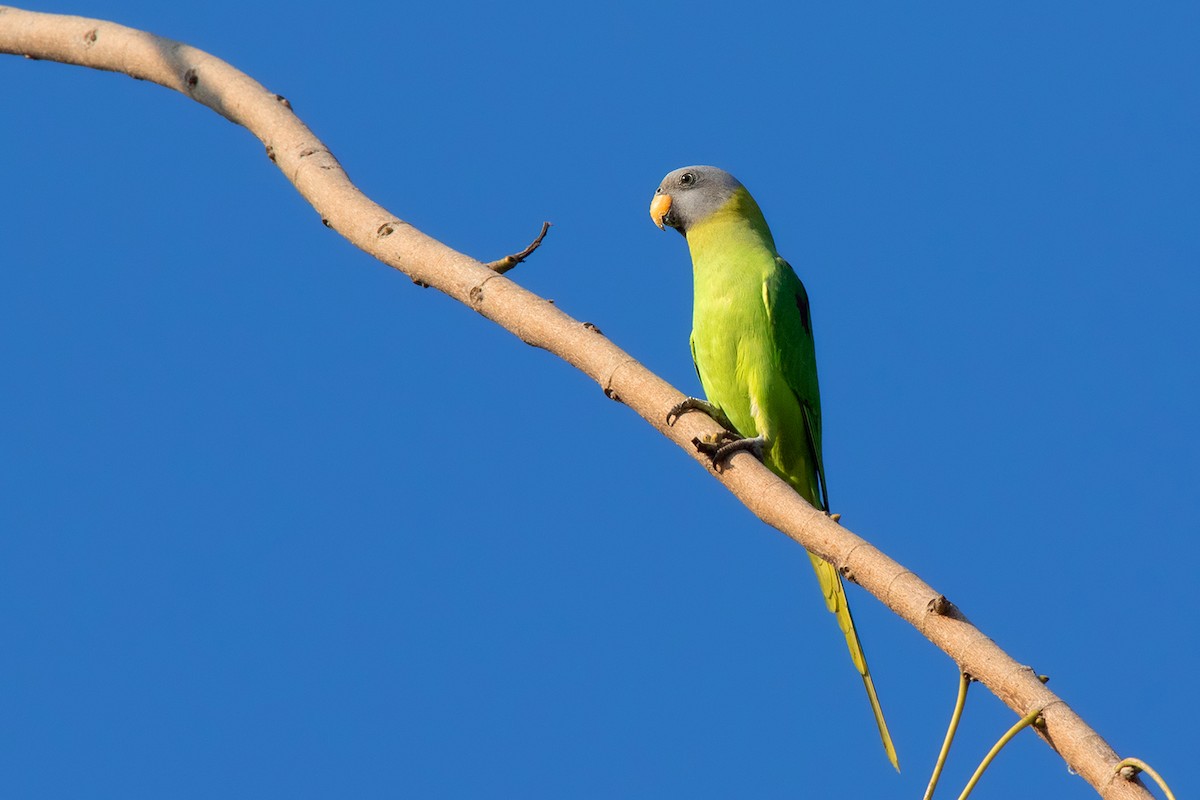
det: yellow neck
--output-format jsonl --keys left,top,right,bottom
{"left": 686, "top": 187, "right": 777, "bottom": 268}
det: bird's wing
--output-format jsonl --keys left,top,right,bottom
{"left": 765, "top": 258, "right": 828, "bottom": 510}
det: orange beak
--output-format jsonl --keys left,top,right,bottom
{"left": 649, "top": 193, "right": 672, "bottom": 230}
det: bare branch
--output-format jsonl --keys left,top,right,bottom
{"left": 486, "top": 221, "right": 552, "bottom": 274}
{"left": 0, "top": 7, "right": 1155, "bottom": 798}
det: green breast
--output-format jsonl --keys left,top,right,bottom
{"left": 685, "top": 191, "right": 779, "bottom": 440}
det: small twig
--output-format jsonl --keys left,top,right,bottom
{"left": 485, "top": 221, "right": 551, "bottom": 274}
{"left": 1115, "top": 758, "right": 1175, "bottom": 800}
{"left": 924, "top": 670, "right": 972, "bottom": 800}
{"left": 957, "top": 706, "right": 1043, "bottom": 800}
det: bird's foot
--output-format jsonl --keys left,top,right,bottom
{"left": 694, "top": 433, "right": 765, "bottom": 473}
{"left": 666, "top": 396, "right": 722, "bottom": 427}
{"left": 692, "top": 430, "right": 741, "bottom": 454}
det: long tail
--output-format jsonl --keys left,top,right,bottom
{"left": 807, "top": 551, "right": 900, "bottom": 771}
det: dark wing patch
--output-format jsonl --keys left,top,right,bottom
{"left": 795, "top": 283, "right": 812, "bottom": 336}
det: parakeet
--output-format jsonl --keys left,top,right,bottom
{"left": 650, "top": 165, "right": 899, "bottom": 770}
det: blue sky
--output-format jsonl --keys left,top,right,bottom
{"left": 3, "top": 2, "right": 1197, "bottom": 798}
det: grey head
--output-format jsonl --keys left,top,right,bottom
{"left": 650, "top": 165, "right": 745, "bottom": 236}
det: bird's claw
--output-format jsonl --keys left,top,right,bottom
{"left": 671, "top": 398, "right": 753, "bottom": 473}
{"left": 693, "top": 434, "right": 765, "bottom": 473}
{"left": 666, "top": 396, "right": 719, "bottom": 427}
{"left": 692, "top": 431, "right": 741, "bottom": 455}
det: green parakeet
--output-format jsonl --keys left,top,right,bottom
{"left": 650, "top": 165, "right": 899, "bottom": 770}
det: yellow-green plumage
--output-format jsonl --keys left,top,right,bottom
{"left": 654, "top": 167, "right": 898, "bottom": 770}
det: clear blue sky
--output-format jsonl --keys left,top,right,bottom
{"left": 3, "top": 2, "right": 1196, "bottom": 798}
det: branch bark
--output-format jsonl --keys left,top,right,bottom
{"left": 0, "top": 7, "right": 1152, "bottom": 798}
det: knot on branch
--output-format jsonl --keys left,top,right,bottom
{"left": 601, "top": 358, "right": 642, "bottom": 407}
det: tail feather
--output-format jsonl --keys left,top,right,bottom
{"left": 807, "top": 551, "right": 900, "bottom": 771}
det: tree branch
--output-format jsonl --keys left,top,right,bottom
{"left": 0, "top": 7, "right": 1153, "bottom": 798}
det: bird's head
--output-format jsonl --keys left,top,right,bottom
{"left": 649, "top": 165, "right": 744, "bottom": 236}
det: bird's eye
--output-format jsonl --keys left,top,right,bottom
{"left": 679, "top": 172, "right": 695, "bottom": 186}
